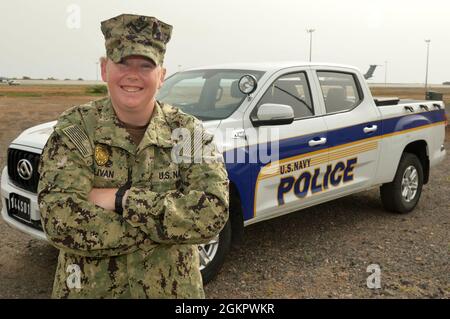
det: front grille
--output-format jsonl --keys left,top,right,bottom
{"left": 7, "top": 148, "right": 41, "bottom": 193}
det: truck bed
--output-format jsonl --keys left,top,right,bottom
{"left": 374, "top": 97, "right": 444, "bottom": 109}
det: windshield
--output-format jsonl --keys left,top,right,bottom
{"left": 157, "top": 69, "right": 265, "bottom": 121}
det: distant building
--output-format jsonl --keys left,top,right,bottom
{"left": 443, "top": 81, "right": 450, "bottom": 85}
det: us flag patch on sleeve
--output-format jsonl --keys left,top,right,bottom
{"left": 61, "top": 125, "right": 92, "bottom": 158}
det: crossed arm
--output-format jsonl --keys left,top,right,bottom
{"left": 38, "top": 127, "right": 229, "bottom": 257}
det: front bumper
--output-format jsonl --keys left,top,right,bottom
{"left": 1, "top": 166, "right": 47, "bottom": 240}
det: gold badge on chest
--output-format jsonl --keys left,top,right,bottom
{"left": 95, "top": 145, "right": 110, "bottom": 166}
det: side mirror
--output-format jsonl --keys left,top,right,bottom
{"left": 252, "top": 103, "right": 294, "bottom": 127}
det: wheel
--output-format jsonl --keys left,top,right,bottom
{"left": 380, "top": 153, "right": 424, "bottom": 214}
{"left": 199, "top": 219, "right": 232, "bottom": 284}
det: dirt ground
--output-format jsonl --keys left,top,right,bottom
{"left": 0, "top": 85, "right": 448, "bottom": 298}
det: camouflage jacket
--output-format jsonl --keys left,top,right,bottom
{"left": 37, "top": 97, "right": 229, "bottom": 298}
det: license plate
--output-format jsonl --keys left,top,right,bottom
{"left": 8, "top": 193, "right": 31, "bottom": 222}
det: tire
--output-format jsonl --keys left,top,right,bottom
{"left": 199, "top": 219, "right": 232, "bottom": 284}
{"left": 380, "top": 152, "right": 424, "bottom": 214}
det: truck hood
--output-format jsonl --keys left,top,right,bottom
{"left": 12, "top": 121, "right": 57, "bottom": 151}
{"left": 11, "top": 120, "right": 222, "bottom": 152}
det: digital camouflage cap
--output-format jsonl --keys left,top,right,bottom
{"left": 101, "top": 13, "right": 172, "bottom": 65}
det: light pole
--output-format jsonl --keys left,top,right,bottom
{"left": 424, "top": 39, "right": 431, "bottom": 93}
{"left": 306, "top": 29, "right": 315, "bottom": 62}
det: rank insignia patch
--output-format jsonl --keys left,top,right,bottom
{"left": 95, "top": 145, "right": 110, "bottom": 166}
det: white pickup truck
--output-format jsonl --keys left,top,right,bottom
{"left": 1, "top": 62, "right": 447, "bottom": 283}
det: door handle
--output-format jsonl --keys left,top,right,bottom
{"left": 308, "top": 137, "right": 327, "bottom": 147}
{"left": 363, "top": 125, "right": 378, "bottom": 134}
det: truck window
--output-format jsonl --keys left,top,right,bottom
{"left": 162, "top": 76, "right": 205, "bottom": 106}
{"left": 256, "top": 72, "right": 314, "bottom": 119}
{"left": 317, "top": 71, "right": 361, "bottom": 114}
{"left": 158, "top": 69, "right": 264, "bottom": 120}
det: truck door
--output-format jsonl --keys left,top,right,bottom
{"left": 312, "top": 68, "right": 381, "bottom": 198}
{"left": 243, "top": 68, "right": 329, "bottom": 221}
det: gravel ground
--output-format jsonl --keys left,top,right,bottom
{"left": 0, "top": 94, "right": 448, "bottom": 299}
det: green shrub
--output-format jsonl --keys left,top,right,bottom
{"left": 86, "top": 85, "right": 108, "bottom": 95}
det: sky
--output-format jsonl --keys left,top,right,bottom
{"left": 1, "top": 0, "right": 449, "bottom": 84}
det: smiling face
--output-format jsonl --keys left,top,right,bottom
{"left": 101, "top": 55, "right": 166, "bottom": 118}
